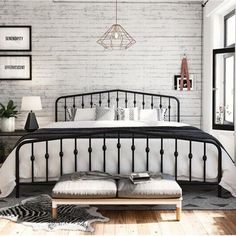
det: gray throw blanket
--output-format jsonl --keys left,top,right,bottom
{"left": 69, "top": 170, "right": 164, "bottom": 181}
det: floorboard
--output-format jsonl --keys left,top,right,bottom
{"left": 0, "top": 210, "right": 235, "bottom": 236}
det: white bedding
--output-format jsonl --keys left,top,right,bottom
{"left": 0, "top": 120, "right": 236, "bottom": 198}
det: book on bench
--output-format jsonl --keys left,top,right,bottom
{"left": 129, "top": 172, "right": 150, "bottom": 184}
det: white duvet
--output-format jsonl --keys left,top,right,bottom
{"left": 0, "top": 120, "right": 236, "bottom": 198}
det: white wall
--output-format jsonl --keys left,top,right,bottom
{"left": 203, "top": 0, "right": 236, "bottom": 159}
{"left": 0, "top": 0, "right": 202, "bottom": 129}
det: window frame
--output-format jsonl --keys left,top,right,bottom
{"left": 212, "top": 47, "right": 235, "bottom": 131}
{"left": 212, "top": 10, "right": 235, "bottom": 131}
{"left": 224, "top": 9, "right": 235, "bottom": 48}
{"left": 223, "top": 53, "right": 235, "bottom": 124}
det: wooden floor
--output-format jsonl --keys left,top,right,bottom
{"left": 0, "top": 210, "right": 236, "bottom": 235}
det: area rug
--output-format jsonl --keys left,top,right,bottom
{"left": 0, "top": 194, "right": 109, "bottom": 232}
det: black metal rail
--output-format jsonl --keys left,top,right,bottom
{"left": 15, "top": 129, "right": 222, "bottom": 198}
{"left": 55, "top": 89, "right": 180, "bottom": 122}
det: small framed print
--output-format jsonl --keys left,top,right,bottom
{"left": 0, "top": 26, "right": 31, "bottom": 51}
{"left": 174, "top": 75, "right": 195, "bottom": 91}
{"left": 0, "top": 55, "right": 32, "bottom": 80}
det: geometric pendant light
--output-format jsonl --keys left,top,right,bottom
{"left": 97, "top": 0, "right": 136, "bottom": 50}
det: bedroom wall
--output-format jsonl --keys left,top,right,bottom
{"left": 0, "top": 0, "right": 202, "bottom": 129}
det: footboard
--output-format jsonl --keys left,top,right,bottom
{"left": 15, "top": 128, "right": 222, "bottom": 198}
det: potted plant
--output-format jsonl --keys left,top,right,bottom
{"left": 0, "top": 100, "right": 19, "bottom": 132}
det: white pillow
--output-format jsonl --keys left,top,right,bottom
{"left": 74, "top": 108, "right": 96, "bottom": 121}
{"left": 139, "top": 109, "right": 158, "bottom": 121}
{"left": 96, "top": 106, "right": 115, "bottom": 121}
{"left": 118, "top": 107, "right": 139, "bottom": 121}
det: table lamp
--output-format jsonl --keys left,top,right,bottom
{"left": 21, "top": 96, "right": 42, "bottom": 132}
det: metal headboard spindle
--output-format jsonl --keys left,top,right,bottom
{"left": 55, "top": 89, "right": 180, "bottom": 122}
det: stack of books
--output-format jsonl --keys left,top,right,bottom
{"left": 129, "top": 172, "right": 150, "bottom": 184}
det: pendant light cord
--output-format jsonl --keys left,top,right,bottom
{"left": 116, "top": 0, "right": 118, "bottom": 24}
{"left": 202, "top": 0, "right": 210, "bottom": 7}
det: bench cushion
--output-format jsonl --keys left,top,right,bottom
{"left": 117, "top": 177, "right": 182, "bottom": 199}
{"left": 52, "top": 174, "right": 117, "bottom": 199}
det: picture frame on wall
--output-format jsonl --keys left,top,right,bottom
{"left": 0, "top": 26, "right": 31, "bottom": 51}
{"left": 174, "top": 75, "right": 195, "bottom": 90}
{"left": 0, "top": 55, "right": 32, "bottom": 80}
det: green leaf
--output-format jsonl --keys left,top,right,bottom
{"left": 7, "top": 100, "right": 14, "bottom": 110}
{"left": 0, "top": 103, "right": 5, "bottom": 110}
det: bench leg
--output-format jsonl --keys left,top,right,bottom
{"left": 176, "top": 207, "right": 181, "bottom": 221}
{"left": 176, "top": 200, "right": 182, "bottom": 221}
{"left": 52, "top": 202, "right": 57, "bottom": 219}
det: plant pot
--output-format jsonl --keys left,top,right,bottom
{"left": 1, "top": 117, "right": 15, "bottom": 132}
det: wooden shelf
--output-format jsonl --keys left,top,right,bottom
{"left": 0, "top": 130, "right": 28, "bottom": 137}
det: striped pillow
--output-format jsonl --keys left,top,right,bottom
{"left": 118, "top": 107, "right": 139, "bottom": 120}
{"left": 96, "top": 106, "right": 115, "bottom": 120}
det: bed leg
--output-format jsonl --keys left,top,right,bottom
{"left": 15, "top": 184, "right": 19, "bottom": 198}
{"left": 52, "top": 202, "right": 57, "bottom": 219}
{"left": 218, "top": 185, "right": 222, "bottom": 198}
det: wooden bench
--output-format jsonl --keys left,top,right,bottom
{"left": 51, "top": 173, "right": 182, "bottom": 221}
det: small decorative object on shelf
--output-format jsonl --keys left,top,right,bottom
{"left": 216, "top": 105, "right": 224, "bottom": 125}
{"left": 174, "top": 75, "right": 194, "bottom": 91}
{"left": 0, "top": 100, "right": 19, "bottom": 132}
{"left": 21, "top": 96, "right": 42, "bottom": 132}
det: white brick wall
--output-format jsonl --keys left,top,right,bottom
{"left": 0, "top": 0, "right": 202, "bottom": 128}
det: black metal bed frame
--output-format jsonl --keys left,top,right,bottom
{"left": 15, "top": 89, "right": 222, "bottom": 198}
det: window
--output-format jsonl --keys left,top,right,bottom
{"left": 213, "top": 10, "right": 235, "bottom": 131}
{"left": 224, "top": 10, "right": 235, "bottom": 47}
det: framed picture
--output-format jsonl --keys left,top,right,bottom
{"left": 0, "top": 55, "right": 32, "bottom": 80}
{"left": 0, "top": 26, "right": 31, "bottom": 51}
{"left": 174, "top": 75, "right": 195, "bottom": 91}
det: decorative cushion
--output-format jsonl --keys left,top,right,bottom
{"left": 157, "top": 108, "right": 167, "bottom": 121}
{"left": 66, "top": 107, "right": 77, "bottom": 121}
{"left": 118, "top": 107, "right": 139, "bottom": 120}
{"left": 139, "top": 109, "right": 158, "bottom": 121}
{"left": 117, "top": 177, "right": 182, "bottom": 199}
{"left": 74, "top": 108, "right": 96, "bottom": 121}
{"left": 96, "top": 106, "right": 115, "bottom": 121}
{"left": 52, "top": 173, "right": 117, "bottom": 199}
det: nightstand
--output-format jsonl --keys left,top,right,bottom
{"left": 0, "top": 130, "right": 28, "bottom": 163}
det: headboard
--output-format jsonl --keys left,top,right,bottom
{"left": 55, "top": 89, "right": 180, "bottom": 122}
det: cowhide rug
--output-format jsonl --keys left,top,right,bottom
{"left": 0, "top": 194, "right": 109, "bottom": 232}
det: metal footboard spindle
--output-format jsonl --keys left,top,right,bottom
{"left": 15, "top": 130, "right": 222, "bottom": 198}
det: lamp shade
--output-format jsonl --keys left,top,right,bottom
{"left": 21, "top": 96, "right": 42, "bottom": 111}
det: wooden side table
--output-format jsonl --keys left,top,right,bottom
{"left": 0, "top": 130, "right": 28, "bottom": 163}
